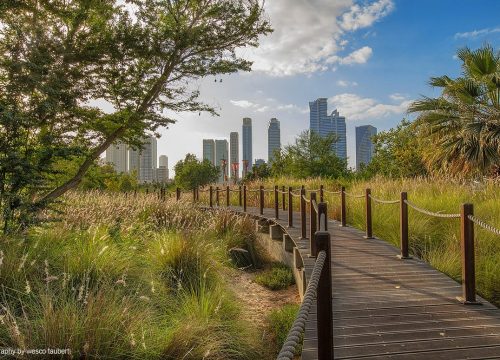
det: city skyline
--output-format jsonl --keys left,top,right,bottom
{"left": 356, "top": 125, "right": 377, "bottom": 170}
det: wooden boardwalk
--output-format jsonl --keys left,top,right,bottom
{"left": 224, "top": 205, "right": 500, "bottom": 360}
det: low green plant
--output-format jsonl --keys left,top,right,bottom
{"left": 267, "top": 304, "right": 301, "bottom": 355}
{"left": 255, "top": 263, "right": 294, "bottom": 290}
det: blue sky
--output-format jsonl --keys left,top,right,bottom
{"left": 158, "top": 0, "right": 500, "bottom": 173}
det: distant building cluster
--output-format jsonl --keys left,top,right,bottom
{"left": 309, "top": 97, "right": 376, "bottom": 170}
{"left": 105, "top": 135, "right": 170, "bottom": 184}
{"left": 203, "top": 117, "right": 281, "bottom": 183}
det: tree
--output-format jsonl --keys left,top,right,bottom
{"left": 270, "top": 130, "right": 349, "bottom": 179}
{"left": 0, "top": 0, "right": 271, "bottom": 230}
{"left": 244, "top": 162, "right": 272, "bottom": 181}
{"left": 361, "top": 119, "right": 427, "bottom": 178}
{"left": 174, "top": 154, "right": 219, "bottom": 190}
{"left": 409, "top": 45, "right": 500, "bottom": 176}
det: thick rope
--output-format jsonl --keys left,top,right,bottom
{"left": 404, "top": 199, "right": 460, "bottom": 218}
{"left": 312, "top": 199, "right": 319, "bottom": 214}
{"left": 276, "top": 250, "right": 327, "bottom": 360}
{"left": 344, "top": 192, "right": 364, "bottom": 199}
{"left": 302, "top": 195, "right": 311, "bottom": 203}
{"left": 323, "top": 190, "right": 341, "bottom": 195}
{"left": 468, "top": 215, "right": 500, "bottom": 236}
{"left": 290, "top": 192, "right": 302, "bottom": 198}
{"left": 368, "top": 194, "right": 399, "bottom": 205}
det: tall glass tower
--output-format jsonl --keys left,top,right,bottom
{"left": 202, "top": 139, "right": 215, "bottom": 165}
{"left": 139, "top": 135, "right": 157, "bottom": 183}
{"left": 356, "top": 125, "right": 377, "bottom": 169}
{"left": 215, "top": 139, "right": 229, "bottom": 183}
{"left": 268, "top": 118, "right": 281, "bottom": 163}
{"left": 230, "top": 132, "right": 239, "bottom": 180}
{"left": 309, "top": 98, "right": 347, "bottom": 160}
{"left": 105, "top": 141, "right": 128, "bottom": 173}
{"left": 242, "top": 118, "right": 252, "bottom": 176}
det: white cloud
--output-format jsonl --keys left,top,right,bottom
{"left": 340, "top": 46, "right": 373, "bottom": 64}
{"left": 329, "top": 93, "right": 411, "bottom": 121}
{"left": 230, "top": 100, "right": 258, "bottom": 108}
{"left": 241, "top": 0, "right": 393, "bottom": 76}
{"left": 337, "top": 80, "right": 358, "bottom": 87}
{"left": 389, "top": 93, "right": 406, "bottom": 101}
{"left": 454, "top": 27, "right": 500, "bottom": 39}
{"left": 339, "top": 0, "right": 394, "bottom": 31}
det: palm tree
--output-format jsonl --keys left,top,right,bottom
{"left": 409, "top": 45, "right": 500, "bottom": 176}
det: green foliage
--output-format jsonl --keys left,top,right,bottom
{"left": 174, "top": 154, "right": 219, "bottom": 190}
{"left": 244, "top": 162, "right": 272, "bottom": 181}
{"left": 409, "top": 44, "right": 500, "bottom": 176}
{"left": 0, "top": 0, "right": 271, "bottom": 231}
{"left": 360, "top": 119, "right": 427, "bottom": 178}
{"left": 267, "top": 304, "right": 301, "bottom": 355}
{"left": 255, "top": 263, "right": 295, "bottom": 290}
{"left": 0, "top": 192, "right": 265, "bottom": 358}
{"left": 270, "top": 130, "right": 349, "bottom": 179}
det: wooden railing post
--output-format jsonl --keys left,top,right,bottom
{"left": 340, "top": 186, "right": 346, "bottom": 227}
{"left": 309, "top": 192, "right": 317, "bottom": 256}
{"left": 300, "top": 186, "right": 307, "bottom": 239}
{"left": 216, "top": 186, "right": 219, "bottom": 206}
{"left": 176, "top": 187, "right": 180, "bottom": 201}
{"left": 209, "top": 186, "right": 213, "bottom": 208}
{"left": 239, "top": 185, "right": 242, "bottom": 206}
{"left": 193, "top": 188, "right": 196, "bottom": 202}
{"left": 243, "top": 185, "right": 247, "bottom": 212}
{"left": 315, "top": 228, "right": 333, "bottom": 360}
{"left": 274, "top": 185, "right": 279, "bottom": 219}
{"left": 288, "top": 187, "right": 293, "bottom": 228}
{"left": 282, "top": 186, "right": 286, "bottom": 211}
{"left": 365, "top": 188, "right": 373, "bottom": 239}
{"left": 320, "top": 185, "right": 324, "bottom": 203}
{"left": 259, "top": 185, "right": 264, "bottom": 215}
{"left": 459, "top": 203, "right": 479, "bottom": 304}
{"left": 226, "top": 186, "right": 230, "bottom": 207}
{"left": 399, "top": 192, "right": 411, "bottom": 259}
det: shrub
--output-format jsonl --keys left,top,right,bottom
{"left": 255, "top": 263, "right": 294, "bottom": 290}
{"left": 267, "top": 304, "right": 301, "bottom": 355}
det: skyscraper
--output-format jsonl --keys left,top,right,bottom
{"left": 229, "top": 132, "right": 239, "bottom": 181}
{"left": 105, "top": 141, "right": 128, "bottom": 173}
{"left": 242, "top": 118, "right": 252, "bottom": 177}
{"left": 268, "top": 118, "right": 281, "bottom": 163}
{"left": 309, "top": 98, "right": 347, "bottom": 160}
{"left": 356, "top": 125, "right": 377, "bottom": 170}
{"left": 215, "top": 139, "right": 229, "bottom": 183}
{"left": 329, "top": 110, "right": 347, "bottom": 160}
{"left": 128, "top": 148, "right": 140, "bottom": 176}
{"left": 157, "top": 155, "right": 169, "bottom": 183}
{"left": 139, "top": 135, "right": 157, "bottom": 183}
{"left": 203, "top": 139, "right": 216, "bottom": 165}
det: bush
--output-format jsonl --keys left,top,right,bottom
{"left": 267, "top": 304, "right": 301, "bottom": 355}
{"left": 255, "top": 263, "right": 294, "bottom": 290}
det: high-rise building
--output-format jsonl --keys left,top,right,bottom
{"left": 203, "top": 139, "right": 216, "bottom": 165}
{"left": 105, "top": 141, "right": 128, "bottom": 173}
{"left": 242, "top": 118, "right": 252, "bottom": 177}
{"left": 229, "top": 132, "right": 239, "bottom": 181}
{"left": 128, "top": 148, "right": 140, "bottom": 176}
{"left": 356, "top": 125, "right": 377, "bottom": 170}
{"left": 157, "top": 155, "right": 169, "bottom": 183}
{"left": 309, "top": 98, "right": 347, "bottom": 160}
{"left": 329, "top": 110, "right": 347, "bottom": 160}
{"left": 215, "top": 139, "right": 229, "bottom": 183}
{"left": 268, "top": 118, "right": 281, "bottom": 163}
{"left": 139, "top": 135, "right": 157, "bottom": 183}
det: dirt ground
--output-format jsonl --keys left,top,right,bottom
{"left": 226, "top": 266, "right": 301, "bottom": 357}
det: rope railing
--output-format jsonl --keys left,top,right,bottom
{"left": 312, "top": 199, "right": 319, "bottom": 214}
{"left": 368, "top": 194, "right": 399, "bottom": 205}
{"left": 302, "top": 195, "right": 310, "bottom": 203}
{"left": 290, "top": 192, "right": 301, "bottom": 198}
{"left": 468, "top": 215, "right": 500, "bottom": 236}
{"left": 323, "top": 189, "right": 341, "bottom": 195}
{"left": 277, "top": 250, "right": 327, "bottom": 360}
{"left": 344, "top": 191, "right": 364, "bottom": 198}
{"left": 404, "top": 199, "right": 460, "bottom": 219}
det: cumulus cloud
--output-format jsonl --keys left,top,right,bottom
{"left": 230, "top": 100, "right": 258, "bottom": 108}
{"left": 454, "top": 27, "right": 500, "bottom": 39}
{"left": 389, "top": 93, "right": 406, "bottom": 101}
{"left": 340, "top": 46, "right": 373, "bottom": 64}
{"left": 329, "top": 93, "right": 411, "bottom": 121}
{"left": 337, "top": 80, "right": 358, "bottom": 87}
{"left": 241, "top": 0, "right": 393, "bottom": 76}
{"left": 339, "top": 0, "right": 395, "bottom": 31}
